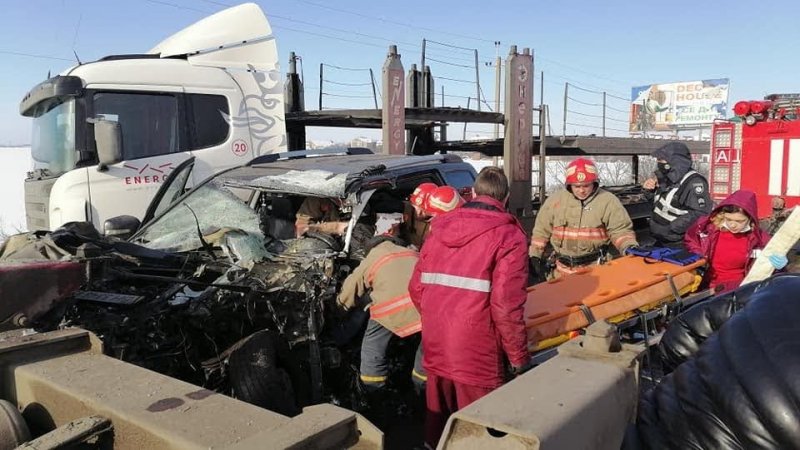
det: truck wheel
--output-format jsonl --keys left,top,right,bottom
{"left": 228, "top": 331, "right": 301, "bottom": 417}
{"left": 0, "top": 399, "right": 30, "bottom": 450}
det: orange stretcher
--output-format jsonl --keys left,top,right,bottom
{"left": 525, "top": 255, "right": 705, "bottom": 352}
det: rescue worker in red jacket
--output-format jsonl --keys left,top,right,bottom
{"left": 684, "top": 189, "right": 787, "bottom": 293}
{"left": 336, "top": 211, "right": 426, "bottom": 396}
{"left": 530, "top": 158, "right": 638, "bottom": 280}
{"left": 409, "top": 167, "right": 531, "bottom": 448}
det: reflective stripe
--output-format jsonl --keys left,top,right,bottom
{"left": 370, "top": 294, "right": 415, "bottom": 319}
{"left": 552, "top": 226, "right": 608, "bottom": 241}
{"left": 531, "top": 237, "right": 548, "bottom": 248}
{"left": 788, "top": 139, "right": 800, "bottom": 196}
{"left": 366, "top": 251, "right": 418, "bottom": 285}
{"left": 394, "top": 321, "right": 422, "bottom": 337}
{"left": 360, "top": 374, "right": 388, "bottom": 383}
{"left": 613, "top": 233, "right": 637, "bottom": 248}
{"left": 653, "top": 170, "right": 697, "bottom": 221}
{"left": 412, "top": 369, "right": 428, "bottom": 382}
{"left": 770, "top": 139, "right": 785, "bottom": 196}
{"left": 420, "top": 272, "right": 491, "bottom": 292}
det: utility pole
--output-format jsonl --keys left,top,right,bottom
{"left": 493, "top": 41, "right": 501, "bottom": 139}
{"left": 562, "top": 82, "right": 569, "bottom": 139}
{"left": 602, "top": 91, "right": 607, "bottom": 137}
{"left": 318, "top": 63, "right": 324, "bottom": 111}
{"left": 474, "top": 49, "right": 481, "bottom": 111}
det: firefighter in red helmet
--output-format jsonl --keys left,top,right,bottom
{"left": 402, "top": 182, "right": 439, "bottom": 250}
{"left": 529, "top": 158, "right": 638, "bottom": 281}
{"left": 424, "top": 186, "right": 466, "bottom": 217}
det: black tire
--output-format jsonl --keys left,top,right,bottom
{"left": 228, "top": 331, "right": 301, "bottom": 417}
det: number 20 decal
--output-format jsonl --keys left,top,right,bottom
{"left": 232, "top": 139, "right": 249, "bottom": 157}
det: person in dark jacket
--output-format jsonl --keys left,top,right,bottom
{"left": 684, "top": 189, "right": 786, "bottom": 293}
{"left": 643, "top": 142, "right": 713, "bottom": 248}
{"left": 408, "top": 167, "right": 531, "bottom": 449}
{"left": 627, "top": 274, "right": 800, "bottom": 450}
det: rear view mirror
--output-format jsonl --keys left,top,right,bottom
{"left": 93, "top": 119, "right": 123, "bottom": 171}
{"left": 104, "top": 215, "right": 141, "bottom": 240}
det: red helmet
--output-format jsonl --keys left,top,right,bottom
{"left": 565, "top": 158, "right": 599, "bottom": 185}
{"left": 424, "top": 186, "right": 465, "bottom": 216}
{"left": 409, "top": 182, "right": 438, "bottom": 208}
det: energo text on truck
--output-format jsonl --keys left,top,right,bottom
{"left": 18, "top": 3, "right": 286, "bottom": 232}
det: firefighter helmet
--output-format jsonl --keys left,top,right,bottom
{"left": 565, "top": 158, "right": 599, "bottom": 185}
{"left": 409, "top": 182, "right": 438, "bottom": 208}
{"left": 424, "top": 186, "right": 465, "bottom": 216}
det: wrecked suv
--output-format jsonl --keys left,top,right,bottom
{"left": 1, "top": 148, "right": 477, "bottom": 416}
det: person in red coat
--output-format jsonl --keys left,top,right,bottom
{"left": 409, "top": 167, "right": 531, "bottom": 449}
{"left": 684, "top": 189, "right": 786, "bottom": 293}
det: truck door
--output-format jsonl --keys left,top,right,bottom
{"left": 85, "top": 91, "right": 192, "bottom": 229}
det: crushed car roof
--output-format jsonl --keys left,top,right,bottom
{"left": 219, "top": 153, "right": 464, "bottom": 198}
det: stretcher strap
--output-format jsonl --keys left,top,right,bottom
{"left": 578, "top": 304, "right": 597, "bottom": 324}
{"left": 665, "top": 273, "right": 682, "bottom": 303}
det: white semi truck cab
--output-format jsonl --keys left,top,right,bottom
{"left": 19, "top": 3, "right": 286, "bottom": 232}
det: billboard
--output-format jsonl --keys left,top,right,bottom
{"left": 629, "top": 79, "right": 729, "bottom": 132}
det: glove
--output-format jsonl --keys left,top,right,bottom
{"left": 528, "top": 256, "right": 544, "bottom": 285}
{"left": 511, "top": 357, "right": 535, "bottom": 377}
{"left": 768, "top": 254, "right": 789, "bottom": 270}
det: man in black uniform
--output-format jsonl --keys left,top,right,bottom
{"left": 643, "top": 142, "right": 713, "bottom": 249}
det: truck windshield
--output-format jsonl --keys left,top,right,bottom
{"left": 30, "top": 97, "right": 77, "bottom": 175}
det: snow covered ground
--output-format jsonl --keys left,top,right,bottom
{"left": 0, "top": 147, "right": 30, "bottom": 237}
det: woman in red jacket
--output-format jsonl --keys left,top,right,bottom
{"left": 684, "top": 190, "right": 786, "bottom": 293}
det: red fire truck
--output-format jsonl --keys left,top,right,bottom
{"left": 709, "top": 93, "right": 800, "bottom": 218}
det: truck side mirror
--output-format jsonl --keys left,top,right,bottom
{"left": 104, "top": 215, "right": 141, "bottom": 240}
{"left": 93, "top": 119, "right": 123, "bottom": 171}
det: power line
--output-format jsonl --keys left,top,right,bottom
{"left": 567, "top": 109, "right": 604, "bottom": 119}
{"left": 322, "top": 63, "right": 371, "bottom": 72}
{"left": 0, "top": 50, "right": 74, "bottom": 62}
{"left": 425, "top": 39, "right": 476, "bottom": 54}
{"left": 538, "top": 54, "right": 631, "bottom": 87}
{"left": 606, "top": 104, "right": 630, "bottom": 113}
{"left": 436, "top": 76, "right": 475, "bottom": 84}
{"left": 426, "top": 56, "right": 474, "bottom": 69}
{"left": 606, "top": 92, "right": 630, "bottom": 102}
{"left": 296, "top": 0, "right": 496, "bottom": 45}
{"left": 322, "top": 92, "right": 374, "bottom": 99}
{"left": 142, "top": 0, "right": 210, "bottom": 14}
{"left": 567, "top": 96, "right": 602, "bottom": 107}
{"left": 323, "top": 79, "right": 373, "bottom": 87}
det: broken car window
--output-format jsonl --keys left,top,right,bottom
{"left": 134, "top": 180, "right": 263, "bottom": 253}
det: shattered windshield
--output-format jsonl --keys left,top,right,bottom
{"left": 134, "top": 180, "right": 262, "bottom": 252}
{"left": 227, "top": 169, "right": 349, "bottom": 198}
{"left": 30, "top": 97, "right": 76, "bottom": 175}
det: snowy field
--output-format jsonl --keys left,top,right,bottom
{"left": 0, "top": 147, "right": 30, "bottom": 237}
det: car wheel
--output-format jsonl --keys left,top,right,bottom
{"left": 0, "top": 399, "right": 30, "bottom": 450}
{"left": 228, "top": 331, "right": 301, "bottom": 417}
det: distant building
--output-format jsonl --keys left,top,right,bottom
{"left": 350, "top": 137, "right": 379, "bottom": 152}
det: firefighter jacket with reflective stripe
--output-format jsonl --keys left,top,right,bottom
{"left": 337, "top": 241, "right": 421, "bottom": 337}
{"left": 529, "top": 188, "right": 638, "bottom": 259}
{"left": 649, "top": 170, "right": 713, "bottom": 245}
{"left": 409, "top": 195, "right": 529, "bottom": 388}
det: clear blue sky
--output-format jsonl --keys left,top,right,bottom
{"left": 2, "top": 0, "right": 799, "bottom": 145}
